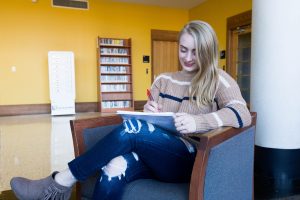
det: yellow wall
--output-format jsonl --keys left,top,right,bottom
{"left": 0, "top": 0, "right": 188, "bottom": 105}
{"left": 189, "top": 0, "right": 252, "bottom": 68}
{"left": 0, "top": 0, "right": 253, "bottom": 106}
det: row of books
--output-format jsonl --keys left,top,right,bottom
{"left": 101, "top": 75, "right": 129, "bottom": 82}
{"left": 101, "top": 84, "right": 129, "bottom": 92}
{"left": 101, "top": 48, "right": 128, "bottom": 55}
{"left": 100, "top": 66, "right": 128, "bottom": 73}
{"left": 100, "top": 39, "right": 124, "bottom": 46}
{"left": 102, "top": 100, "right": 131, "bottom": 108}
{"left": 100, "top": 57, "right": 129, "bottom": 64}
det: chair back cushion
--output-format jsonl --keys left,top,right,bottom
{"left": 83, "top": 124, "right": 121, "bottom": 151}
{"left": 203, "top": 126, "right": 255, "bottom": 200}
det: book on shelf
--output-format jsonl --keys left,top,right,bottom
{"left": 101, "top": 84, "right": 128, "bottom": 92}
{"left": 100, "top": 57, "right": 129, "bottom": 64}
{"left": 116, "top": 110, "right": 178, "bottom": 134}
{"left": 102, "top": 101, "right": 131, "bottom": 109}
{"left": 100, "top": 66, "right": 128, "bottom": 74}
{"left": 100, "top": 48, "right": 128, "bottom": 55}
{"left": 101, "top": 75, "right": 129, "bottom": 83}
{"left": 100, "top": 38, "right": 124, "bottom": 46}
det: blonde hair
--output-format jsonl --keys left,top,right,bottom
{"left": 179, "top": 20, "right": 219, "bottom": 106}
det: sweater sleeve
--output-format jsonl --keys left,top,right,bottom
{"left": 150, "top": 73, "right": 171, "bottom": 101}
{"left": 150, "top": 75, "right": 163, "bottom": 101}
{"left": 192, "top": 70, "right": 252, "bottom": 133}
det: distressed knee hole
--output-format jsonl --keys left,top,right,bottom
{"left": 102, "top": 156, "right": 127, "bottom": 181}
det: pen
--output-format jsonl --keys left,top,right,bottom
{"left": 147, "top": 89, "right": 161, "bottom": 112}
{"left": 147, "top": 89, "right": 154, "bottom": 101}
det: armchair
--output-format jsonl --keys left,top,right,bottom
{"left": 70, "top": 112, "right": 256, "bottom": 200}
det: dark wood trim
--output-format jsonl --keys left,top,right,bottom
{"left": 0, "top": 101, "right": 144, "bottom": 116}
{"left": 227, "top": 10, "right": 252, "bottom": 30}
{"left": 134, "top": 100, "right": 146, "bottom": 111}
{"left": 75, "top": 102, "right": 98, "bottom": 113}
{"left": 0, "top": 104, "right": 51, "bottom": 116}
{"left": 188, "top": 136, "right": 209, "bottom": 200}
{"left": 226, "top": 10, "right": 252, "bottom": 75}
{"left": 151, "top": 29, "right": 179, "bottom": 42}
{"left": 0, "top": 102, "right": 98, "bottom": 116}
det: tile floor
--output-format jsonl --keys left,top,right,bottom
{"left": 0, "top": 112, "right": 107, "bottom": 193}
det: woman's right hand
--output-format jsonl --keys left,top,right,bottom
{"left": 143, "top": 100, "right": 162, "bottom": 113}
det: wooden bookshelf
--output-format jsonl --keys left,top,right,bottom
{"left": 97, "top": 37, "right": 134, "bottom": 113}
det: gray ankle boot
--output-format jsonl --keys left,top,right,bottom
{"left": 10, "top": 171, "right": 72, "bottom": 200}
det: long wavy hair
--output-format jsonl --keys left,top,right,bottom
{"left": 179, "top": 20, "right": 219, "bottom": 107}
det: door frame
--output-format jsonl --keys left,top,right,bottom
{"left": 151, "top": 29, "right": 179, "bottom": 82}
{"left": 226, "top": 10, "right": 252, "bottom": 77}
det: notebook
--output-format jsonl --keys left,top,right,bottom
{"left": 116, "top": 110, "right": 177, "bottom": 133}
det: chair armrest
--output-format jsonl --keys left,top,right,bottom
{"left": 70, "top": 114, "right": 122, "bottom": 157}
{"left": 188, "top": 112, "right": 257, "bottom": 200}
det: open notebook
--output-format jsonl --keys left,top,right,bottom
{"left": 116, "top": 110, "right": 177, "bottom": 133}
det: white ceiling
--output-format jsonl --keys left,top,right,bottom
{"left": 111, "top": 0, "right": 207, "bottom": 9}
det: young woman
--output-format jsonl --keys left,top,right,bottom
{"left": 10, "top": 20, "right": 251, "bottom": 200}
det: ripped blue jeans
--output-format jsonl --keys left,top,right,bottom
{"left": 68, "top": 119, "right": 196, "bottom": 200}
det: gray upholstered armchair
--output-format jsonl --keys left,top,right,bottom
{"left": 70, "top": 112, "right": 256, "bottom": 200}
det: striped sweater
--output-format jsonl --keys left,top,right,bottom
{"left": 150, "top": 69, "right": 252, "bottom": 133}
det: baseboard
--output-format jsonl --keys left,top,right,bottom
{"left": 76, "top": 102, "right": 99, "bottom": 113}
{"left": 0, "top": 103, "right": 98, "bottom": 116}
{"left": 0, "top": 101, "right": 147, "bottom": 116}
{"left": 254, "top": 145, "right": 300, "bottom": 198}
{"left": 0, "top": 104, "right": 51, "bottom": 116}
{"left": 134, "top": 100, "right": 146, "bottom": 111}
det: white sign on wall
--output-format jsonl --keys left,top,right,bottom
{"left": 48, "top": 51, "right": 75, "bottom": 115}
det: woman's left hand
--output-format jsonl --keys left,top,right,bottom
{"left": 174, "top": 113, "right": 196, "bottom": 135}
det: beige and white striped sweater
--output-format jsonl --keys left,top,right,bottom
{"left": 150, "top": 69, "right": 252, "bottom": 133}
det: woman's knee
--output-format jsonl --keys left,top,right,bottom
{"left": 101, "top": 152, "right": 141, "bottom": 182}
{"left": 102, "top": 155, "right": 128, "bottom": 181}
{"left": 94, "top": 156, "right": 128, "bottom": 199}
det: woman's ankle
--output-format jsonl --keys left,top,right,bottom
{"left": 54, "top": 168, "right": 77, "bottom": 188}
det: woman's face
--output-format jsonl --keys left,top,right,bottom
{"left": 179, "top": 32, "right": 198, "bottom": 72}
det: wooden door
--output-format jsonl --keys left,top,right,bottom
{"left": 227, "top": 10, "right": 252, "bottom": 107}
{"left": 152, "top": 40, "right": 179, "bottom": 80}
{"left": 231, "top": 26, "right": 251, "bottom": 105}
{"left": 151, "top": 30, "right": 180, "bottom": 82}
